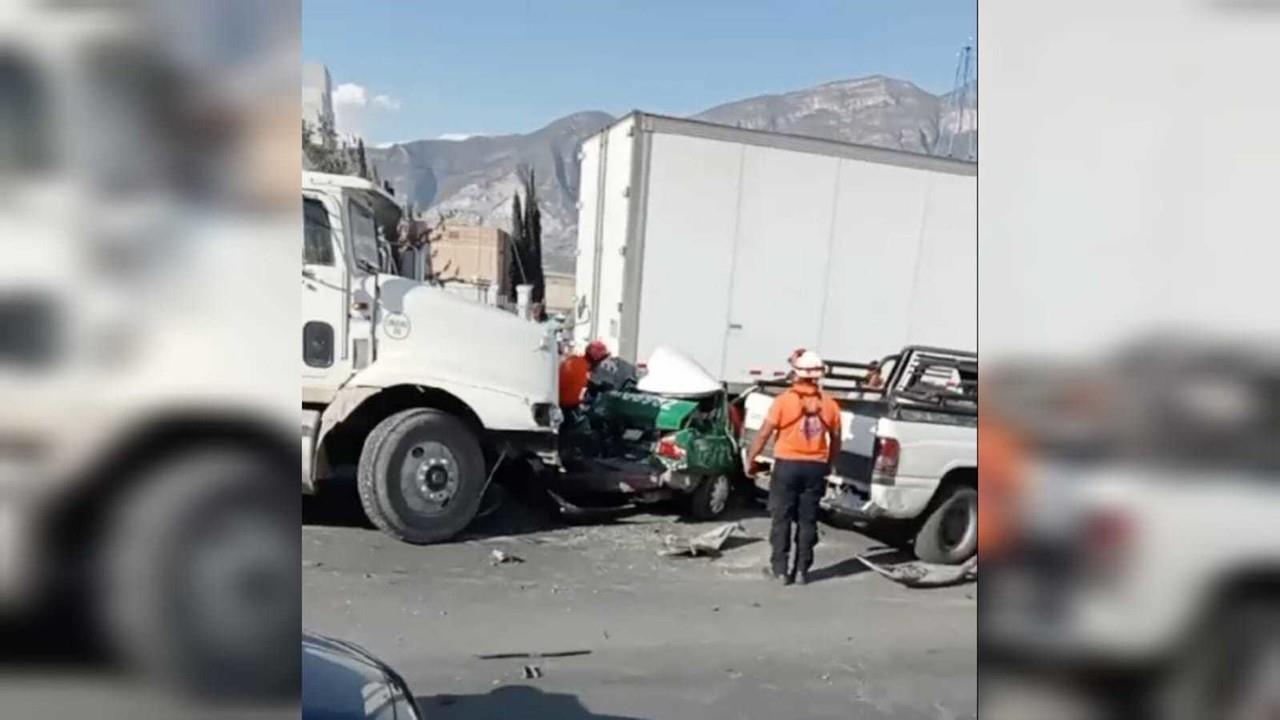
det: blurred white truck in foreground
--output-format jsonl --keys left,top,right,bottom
{"left": 0, "top": 3, "right": 300, "bottom": 699}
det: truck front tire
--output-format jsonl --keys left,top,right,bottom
{"left": 99, "top": 449, "right": 299, "bottom": 697}
{"left": 358, "top": 408, "right": 486, "bottom": 544}
{"left": 913, "top": 485, "right": 978, "bottom": 564}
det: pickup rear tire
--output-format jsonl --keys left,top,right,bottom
{"left": 684, "top": 474, "right": 733, "bottom": 520}
{"left": 358, "top": 408, "right": 486, "bottom": 544}
{"left": 913, "top": 485, "right": 978, "bottom": 564}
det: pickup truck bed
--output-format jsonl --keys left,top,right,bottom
{"left": 740, "top": 346, "right": 978, "bottom": 563}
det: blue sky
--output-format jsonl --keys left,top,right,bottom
{"left": 303, "top": 1, "right": 975, "bottom": 145}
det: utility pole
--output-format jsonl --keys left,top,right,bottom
{"left": 939, "top": 42, "right": 976, "bottom": 161}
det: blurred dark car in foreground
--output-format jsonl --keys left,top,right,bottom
{"left": 303, "top": 633, "right": 423, "bottom": 720}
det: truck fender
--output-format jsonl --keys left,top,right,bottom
{"left": 312, "top": 386, "right": 381, "bottom": 482}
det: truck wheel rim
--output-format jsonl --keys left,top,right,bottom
{"left": 188, "top": 507, "right": 294, "bottom": 656}
{"left": 403, "top": 441, "right": 460, "bottom": 514}
{"left": 708, "top": 476, "right": 730, "bottom": 514}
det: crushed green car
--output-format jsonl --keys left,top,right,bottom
{"left": 555, "top": 348, "right": 744, "bottom": 519}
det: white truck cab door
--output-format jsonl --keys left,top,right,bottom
{"left": 302, "top": 192, "right": 354, "bottom": 399}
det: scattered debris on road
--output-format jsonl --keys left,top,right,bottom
{"left": 523, "top": 665, "right": 543, "bottom": 679}
{"left": 474, "top": 650, "right": 593, "bottom": 660}
{"left": 659, "top": 522, "right": 745, "bottom": 557}
{"left": 856, "top": 555, "right": 977, "bottom": 588}
{"left": 490, "top": 549, "right": 525, "bottom": 566}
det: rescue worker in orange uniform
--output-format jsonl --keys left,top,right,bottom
{"left": 745, "top": 349, "right": 842, "bottom": 586}
{"left": 559, "top": 340, "right": 611, "bottom": 411}
{"left": 978, "top": 405, "right": 1027, "bottom": 563}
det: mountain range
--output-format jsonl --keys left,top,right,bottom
{"left": 368, "top": 75, "right": 975, "bottom": 272}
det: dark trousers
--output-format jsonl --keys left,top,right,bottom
{"left": 768, "top": 459, "right": 828, "bottom": 576}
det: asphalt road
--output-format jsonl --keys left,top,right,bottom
{"left": 303, "top": 487, "right": 977, "bottom": 720}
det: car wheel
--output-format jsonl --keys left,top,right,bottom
{"left": 358, "top": 408, "right": 486, "bottom": 544}
{"left": 913, "top": 485, "right": 977, "bottom": 564}
{"left": 685, "top": 474, "right": 733, "bottom": 520}
{"left": 99, "top": 448, "right": 299, "bottom": 697}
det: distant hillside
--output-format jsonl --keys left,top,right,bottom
{"left": 369, "top": 75, "right": 975, "bottom": 272}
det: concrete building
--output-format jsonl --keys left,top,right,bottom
{"left": 433, "top": 225, "right": 512, "bottom": 297}
{"left": 302, "top": 62, "right": 334, "bottom": 135}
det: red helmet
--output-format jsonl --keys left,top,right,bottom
{"left": 585, "top": 340, "right": 610, "bottom": 363}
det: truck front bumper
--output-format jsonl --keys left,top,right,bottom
{"left": 492, "top": 430, "right": 561, "bottom": 469}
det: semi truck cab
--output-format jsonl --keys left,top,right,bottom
{"left": 301, "top": 171, "right": 561, "bottom": 544}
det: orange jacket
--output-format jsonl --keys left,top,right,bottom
{"left": 559, "top": 355, "right": 591, "bottom": 409}
{"left": 978, "top": 411, "right": 1026, "bottom": 560}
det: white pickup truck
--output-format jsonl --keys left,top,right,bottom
{"left": 741, "top": 347, "right": 977, "bottom": 564}
{"left": 983, "top": 340, "right": 1280, "bottom": 718}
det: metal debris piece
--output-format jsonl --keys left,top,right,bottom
{"left": 523, "top": 665, "right": 542, "bottom": 679}
{"left": 856, "top": 554, "right": 977, "bottom": 588}
{"left": 659, "top": 522, "right": 745, "bottom": 557}
{"left": 490, "top": 549, "right": 525, "bottom": 566}
{"left": 474, "top": 650, "right": 592, "bottom": 660}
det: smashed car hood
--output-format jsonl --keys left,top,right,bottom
{"left": 636, "top": 346, "right": 720, "bottom": 398}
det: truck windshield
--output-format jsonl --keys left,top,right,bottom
{"left": 349, "top": 199, "right": 380, "bottom": 273}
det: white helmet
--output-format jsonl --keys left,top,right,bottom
{"left": 791, "top": 349, "right": 826, "bottom": 379}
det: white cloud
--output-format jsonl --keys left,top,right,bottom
{"left": 332, "top": 82, "right": 400, "bottom": 138}
{"left": 437, "top": 133, "right": 476, "bottom": 141}
{"left": 332, "top": 82, "right": 369, "bottom": 108}
{"left": 373, "top": 94, "right": 402, "bottom": 111}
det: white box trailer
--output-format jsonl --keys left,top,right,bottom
{"left": 573, "top": 112, "right": 976, "bottom": 385}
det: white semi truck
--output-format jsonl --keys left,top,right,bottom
{"left": 0, "top": 3, "right": 300, "bottom": 698}
{"left": 301, "top": 171, "right": 562, "bottom": 544}
{"left": 574, "top": 112, "right": 976, "bottom": 386}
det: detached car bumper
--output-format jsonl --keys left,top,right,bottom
{"left": 556, "top": 456, "right": 700, "bottom": 496}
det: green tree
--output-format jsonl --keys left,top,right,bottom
{"left": 506, "top": 192, "right": 527, "bottom": 302}
{"left": 302, "top": 115, "right": 355, "bottom": 175}
{"left": 356, "top": 138, "right": 369, "bottom": 179}
{"left": 518, "top": 165, "right": 546, "bottom": 314}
